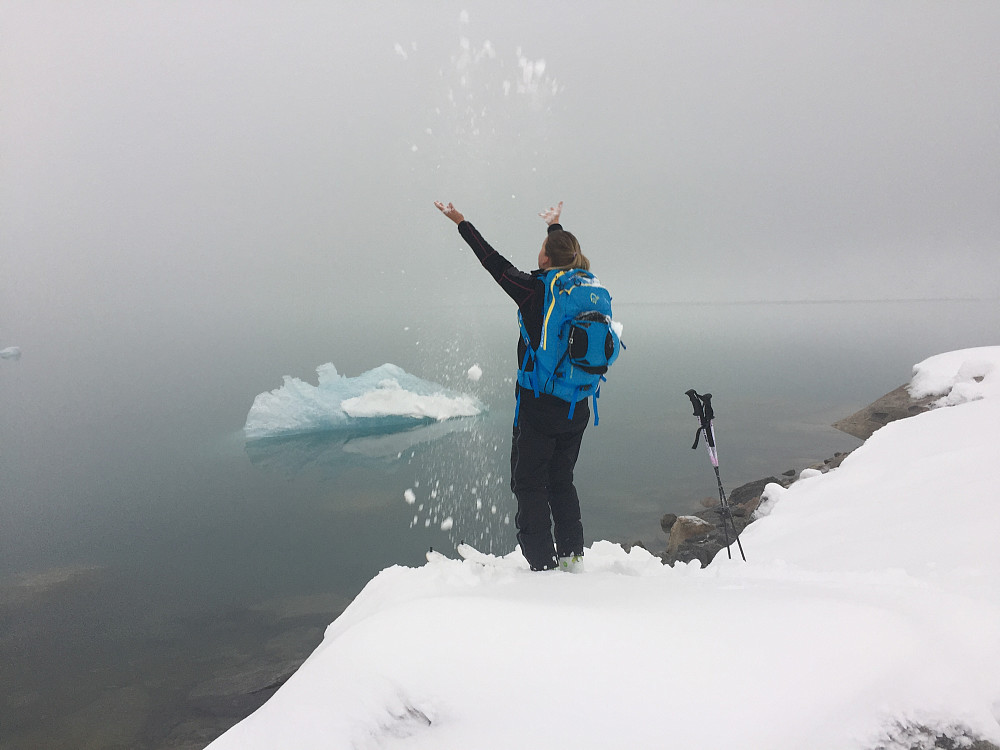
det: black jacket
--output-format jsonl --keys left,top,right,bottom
{"left": 457, "top": 219, "right": 562, "bottom": 360}
{"left": 457, "top": 220, "right": 590, "bottom": 416}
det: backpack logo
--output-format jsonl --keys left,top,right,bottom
{"left": 517, "top": 269, "right": 623, "bottom": 425}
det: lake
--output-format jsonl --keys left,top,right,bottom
{"left": 1, "top": 299, "right": 997, "bottom": 748}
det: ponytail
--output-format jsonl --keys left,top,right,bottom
{"left": 544, "top": 230, "right": 590, "bottom": 271}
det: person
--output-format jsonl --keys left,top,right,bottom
{"left": 433, "top": 199, "right": 593, "bottom": 572}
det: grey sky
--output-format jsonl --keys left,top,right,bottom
{"left": 2, "top": 0, "right": 998, "bottom": 351}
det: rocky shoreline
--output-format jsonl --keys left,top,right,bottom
{"left": 652, "top": 383, "right": 938, "bottom": 567}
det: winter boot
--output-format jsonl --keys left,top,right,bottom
{"left": 558, "top": 554, "right": 584, "bottom": 573}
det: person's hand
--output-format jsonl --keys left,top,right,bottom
{"left": 538, "top": 201, "right": 563, "bottom": 226}
{"left": 434, "top": 201, "right": 465, "bottom": 224}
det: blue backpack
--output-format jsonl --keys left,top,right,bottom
{"left": 516, "top": 268, "right": 622, "bottom": 425}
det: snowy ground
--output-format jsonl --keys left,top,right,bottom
{"left": 212, "top": 348, "right": 1000, "bottom": 750}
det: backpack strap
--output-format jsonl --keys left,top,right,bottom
{"left": 516, "top": 310, "right": 540, "bottom": 398}
{"left": 514, "top": 310, "right": 535, "bottom": 428}
{"left": 591, "top": 375, "right": 607, "bottom": 426}
{"left": 566, "top": 386, "right": 581, "bottom": 419}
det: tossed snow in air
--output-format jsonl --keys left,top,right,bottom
{"left": 243, "top": 363, "right": 483, "bottom": 441}
{"left": 211, "top": 348, "right": 1000, "bottom": 748}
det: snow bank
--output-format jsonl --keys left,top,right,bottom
{"left": 214, "top": 349, "right": 1000, "bottom": 750}
{"left": 243, "top": 363, "right": 483, "bottom": 441}
{"left": 908, "top": 345, "right": 1000, "bottom": 406}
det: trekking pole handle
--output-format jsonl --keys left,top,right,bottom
{"left": 685, "top": 389, "right": 715, "bottom": 422}
{"left": 685, "top": 389, "right": 704, "bottom": 420}
{"left": 699, "top": 392, "right": 715, "bottom": 422}
{"left": 686, "top": 389, "right": 718, "bottom": 450}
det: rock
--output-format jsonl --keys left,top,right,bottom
{"left": 660, "top": 513, "right": 678, "bottom": 533}
{"left": 825, "top": 452, "right": 850, "bottom": 470}
{"left": 666, "top": 543, "right": 716, "bottom": 568}
{"left": 832, "top": 384, "right": 936, "bottom": 440}
{"left": 699, "top": 496, "right": 719, "bottom": 508}
{"left": 873, "top": 722, "right": 1000, "bottom": 750}
{"left": 665, "top": 516, "right": 714, "bottom": 557}
{"left": 728, "top": 478, "right": 780, "bottom": 506}
{"left": 618, "top": 539, "right": 648, "bottom": 553}
{"left": 741, "top": 496, "right": 762, "bottom": 517}
{"left": 782, "top": 469, "right": 796, "bottom": 477}
{"left": 660, "top": 503, "right": 755, "bottom": 567}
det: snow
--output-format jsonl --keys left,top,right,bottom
{"left": 212, "top": 348, "right": 1000, "bottom": 749}
{"left": 243, "top": 363, "right": 483, "bottom": 441}
{"left": 908, "top": 346, "right": 1000, "bottom": 405}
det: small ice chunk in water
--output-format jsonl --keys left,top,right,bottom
{"left": 467, "top": 364, "right": 483, "bottom": 382}
{"left": 440, "top": 517, "right": 454, "bottom": 531}
{"left": 404, "top": 489, "right": 416, "bottom": 504}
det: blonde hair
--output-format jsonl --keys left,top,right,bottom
{"left": 545, "top": 230, "right": 590, "bottom": 271}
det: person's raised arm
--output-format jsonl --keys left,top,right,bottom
{"left": 538, "top": 201, "right": 563, "bottom": 226}
{"left": 434, "top": 201, "right": 465, "bottom": 225}
{"left": 434, "top": 200, "right": 538, "bottom": 307}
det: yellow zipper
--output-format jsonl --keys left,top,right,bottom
{"left": 542, "top": 270, "right": 578, "bottom": 350}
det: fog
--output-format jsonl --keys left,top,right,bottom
{"left": 2, "top": 1, "right": 999, "bottom": 352}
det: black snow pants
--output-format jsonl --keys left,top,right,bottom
{"left": 510, "top": 389, "right": 589, "bottom": 571}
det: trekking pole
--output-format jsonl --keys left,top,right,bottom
{"left": 685, "top": 389, "right": 746, "bottom": 561}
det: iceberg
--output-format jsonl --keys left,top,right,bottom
{"left": 243, "top": 363, "right": 484, "bottom": 441}
{"left": 0, "top": 346, "right": 21, "bottom": 360}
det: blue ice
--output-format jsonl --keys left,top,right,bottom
{"left": 243, "top": 363, "right": 484, "bottom": 441}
